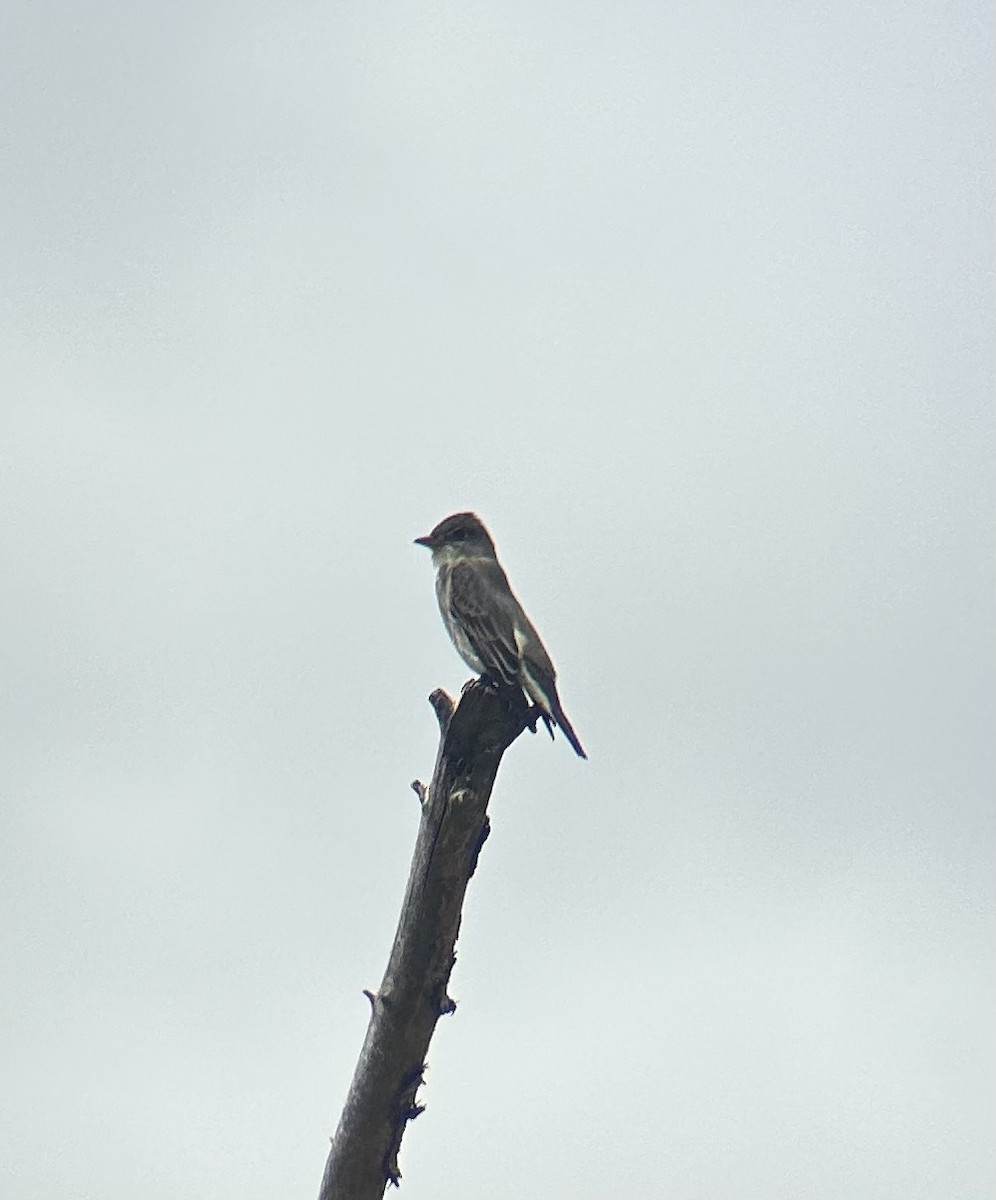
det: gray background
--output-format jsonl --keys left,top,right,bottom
{"left": 1, "top": 2, "right": 992, "bottom": 1197}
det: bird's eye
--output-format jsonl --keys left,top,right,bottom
{"left": 453, "top": 530, "right": 466, "bottom": 541}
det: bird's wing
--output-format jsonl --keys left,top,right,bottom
{"left": 447, "top": 560, "right": 588, "bottom": 758}
{"left": 445, "top": 559, "right": 522, "bottom": 687}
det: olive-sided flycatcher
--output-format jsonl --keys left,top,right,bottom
{"left": 414, "top": 512, "right": 587, "bottom": 759}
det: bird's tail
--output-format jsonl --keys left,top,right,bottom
{"left": 522, "top": 658, "right": 587, "bottom": 758}
{"left": 551, "top": 699, "right": 587, "bottom": 760}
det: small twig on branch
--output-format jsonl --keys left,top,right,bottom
{"left": 317, "top": 680, "right": 524, "bottom": 1200}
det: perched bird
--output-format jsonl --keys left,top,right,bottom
{"left": 414, "top": 512, "right": 587, "bottom": 759}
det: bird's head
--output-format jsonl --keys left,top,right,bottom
{"left": 414, "top": 511, "right": 497, "bottom": 564}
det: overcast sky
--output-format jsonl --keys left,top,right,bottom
{"left": 1, "top": 2, "right": 992, "bottom": 1198}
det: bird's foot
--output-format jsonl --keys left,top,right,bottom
{"left": 470, "top": 673, "right": 506, "bottom": 696}
{"left": 471, "top": 677, "right": 547, "bottom": 742}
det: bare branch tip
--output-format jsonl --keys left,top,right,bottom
{"left": 362, "top": 989, "right": 377, "bottom": 1010}
{"left": 428, "top": 688, "right": 455, "bottom": 730}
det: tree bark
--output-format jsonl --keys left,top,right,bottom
{"left": 317, "top": 680, "right": 525, "bottom": 1200}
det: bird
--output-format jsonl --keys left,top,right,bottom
{"left": 414, "top": 512, "right": 587, "bottom": 759}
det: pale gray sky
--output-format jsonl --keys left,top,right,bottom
{"left": 1, "top": 2, "right": 992, "bottom": 1198}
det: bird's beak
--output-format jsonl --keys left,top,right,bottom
{"left": 413, "top": 535, "right": 433, "bottom": 548}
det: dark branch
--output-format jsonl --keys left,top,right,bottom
{"left": 316, "top": 680, "right": 524, "bottom": 1200}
